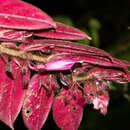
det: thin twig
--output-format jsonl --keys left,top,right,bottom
{"left": 0, "top": 44, "right": 49, "bottom": 63}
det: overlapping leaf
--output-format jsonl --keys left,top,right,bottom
{"left": 0, "top": 0, "right": 55, "bottom": 30}
{"left": 22, "top": 74, "right": 54, "bottom": 130}
{"left": 0, "top": 0, "right": 91, "bottom": 41}
{"left": 0, "top": 0, "right": 129, "bottom": 130}
{"left": 0, "top": 27, "right": 33, "bottom": 42}
{"left": 33, "top": 39, "right": 112, "bottom": 58}
{"left": 14, "top": 59, "right": 31, "bottom": 88}
{"left": 92, "top": 91, "right": 109, "bottom": 115}
{"left": 33, "top": 39, "right": 130, "bottom": 70}
{"left": 34, "top": 22, "right": 91, "bottom": 40}
{"left": 0, "top": 58, "right": 25, "bottom": 129}
{"left": 87, "top": 67, "right": 130, "bottom": 83}
{"left": 53, "top": 89, "right": 83, "bottom": 130}
{"left": 84, "top": 80, "right": 109, "bottom": 115}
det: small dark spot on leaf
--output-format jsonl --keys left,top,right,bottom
{"left": 90, "top": 94, "right": 94, "bottom": 96}
{"left": 72, "top": 106, "right": 77, "bottom": 111}
{"left": 24, "top": 108, "right": 32, "bottom": 117}
{"left": 26, "top": 110, "right": 30, "bottom": 114}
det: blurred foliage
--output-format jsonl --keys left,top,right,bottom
{"left": 52, "top": 15, "right": 74, "bottom": 26}
{"left": 5, "top": 0, "right": 129, "bottom": 130}
{"left": 88, "top": 18, "right": 101, "bottom": 47}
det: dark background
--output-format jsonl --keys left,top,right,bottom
{"left": 0, "top": 0, "right": 130, "bottom": 130}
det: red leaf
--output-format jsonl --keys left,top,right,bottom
{"left": 0, "top": 27, "right": 33, "bottom": 42}
{"left": 0, "top": 0, "right": 55, "bottom": 30}
{"left": 53, "top": 89, "right": 83, "bottom": 130}
{"left": 34, "top": 22, "right": 91, "bottom": 40}
{"left": 92, "top": 91, "right": 109, "bottom": 115}
{"left": 0, "top": 59, "right": 25, "bottom": 129}
{"left": 87, "top": 67, "right": 130, "bottom": 83}
{"left": 33, "top": 39, "right": 130, "bottom": 70}
{"left": 0, "top": 0, "right": 15, "bottom": 5}
{"left": 14, "top": 59, "right": 31, "bottom": 89}
{"left": 22, "top": 74, "right": 54, "bottom": 130}
{"left": 84, "top": 80, "right": 109, "bottom": 115}
{"left": 33, "top": 39, "right": 114, "bottom": 62}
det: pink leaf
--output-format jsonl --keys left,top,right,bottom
{"left": 34, "top": 22, "right": 91, "bottom": 40}
{"left": 0, "top": 27, "right": 33, "bottom": 42}
{"left": 0, "top": 59, "right": 25, "bottom": 129}
{"left": 33, "top": 39, "right": 130, "bottom": 70}
{"left": 92, "top": 91, "right": 109, "bottom": 115}
{"left": 0, "top": 0, "right": 55, "bottom": 30}
{"left": 13, "top": 59, "right": 31, "bottom": 89}
{"left": 0, "top": 0, "right": 16, "bottom": 5}
{"left": 22, "top": 74, "right": 54, "bottom": 130}
{"left": 87, "top": 67, "right": 130, "bottom": 83}
{"left": 84, "top": 79, "right": 109, "bottom": 115}
{"left": 53, "top": 89, "right": 83, "bottom": 130}
{"left": 33, "top": 39, "right": 114, "bottom": 62}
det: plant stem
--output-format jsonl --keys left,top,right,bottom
{"left": 0, "top": 44, "right": 48, "bottom": 63}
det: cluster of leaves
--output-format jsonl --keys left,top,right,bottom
{"left": 0, "top": 0, "right": 130, "bottom": 130}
